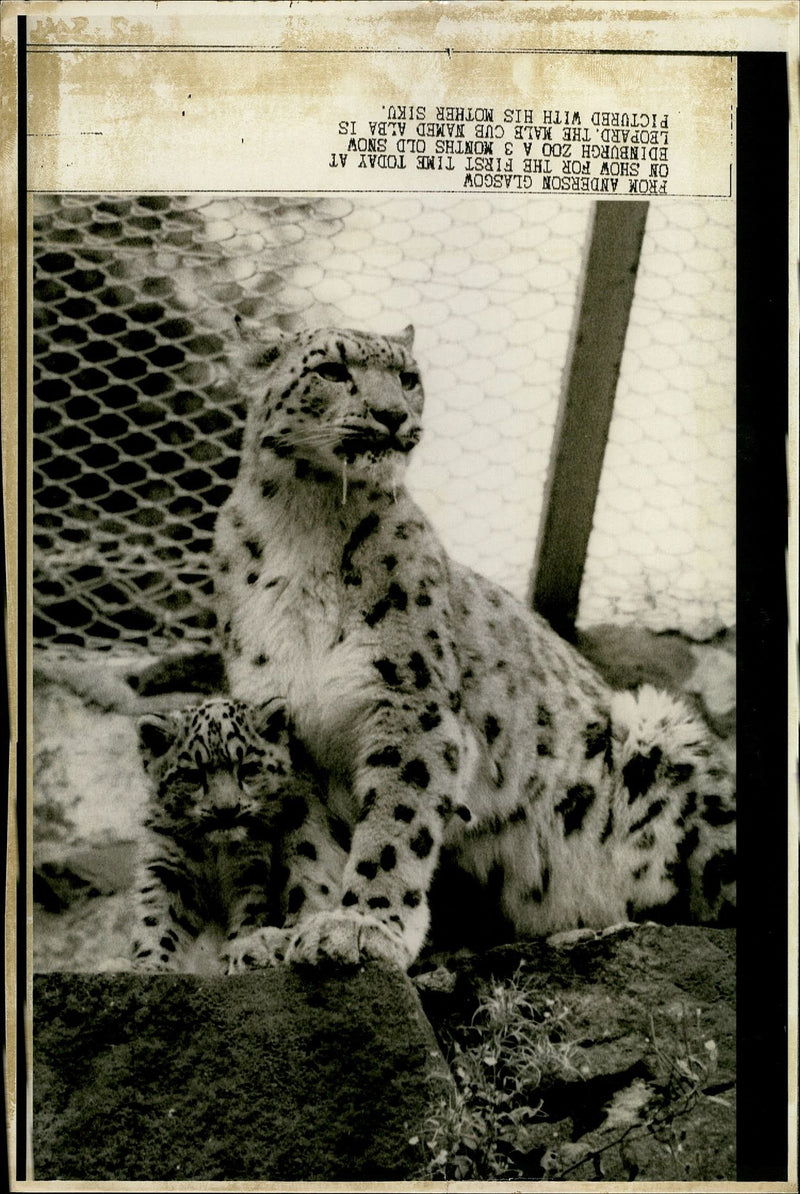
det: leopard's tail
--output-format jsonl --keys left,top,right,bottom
{"left": 610, "top": 684, "right": 736, "bottom": 925}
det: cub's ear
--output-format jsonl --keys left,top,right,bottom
{"left": 253, "top": 699, "right": 290, "bottom": 744}
{"left": 137, "top": 714, "right": 178, "bottom": 761}
{"left": 394, "top": 324, "right": 415, "bottom": 350}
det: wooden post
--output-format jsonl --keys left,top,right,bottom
{"left": 528, "top": 200, "right": 649, "bottom": 639}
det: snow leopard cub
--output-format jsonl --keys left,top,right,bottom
{"left": 211, "top": 324, "right": 735, "bottom": 971}
{"left": 133, "top": 697, "right": 344, "bottom": 973}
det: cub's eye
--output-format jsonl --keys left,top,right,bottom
{"left": 399, "top": 371, "right": 420, "bottom": 391}
{"left": 312, "top": 362, "right": 351, "bottom": 383}
{"left": 179, "top": 768, "right": 204, "bottom": 788}
{"left": 238, "top": 762, "right": 262, "bottom": 782}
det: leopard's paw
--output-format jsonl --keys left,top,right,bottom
{"left": 222, "top": 926, "right": 293, "bottom": 974}
{"left": 285, "top": 909, "right": 411, "bottom": 970}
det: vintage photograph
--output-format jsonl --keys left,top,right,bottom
{"left": 30, "top": 190, "right": 738, "bottom": 1181}
{"left": 5, "top": 1, "right": 795, "bottom": 1188}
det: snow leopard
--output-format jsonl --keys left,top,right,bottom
{"left": 205, "top": 323, "right": 735, "bottom": 971}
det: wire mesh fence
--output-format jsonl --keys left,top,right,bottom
{"left": 32, "top": 192, "right": 735, "bottom": 655}
{"left": 580, "top": 200, "right": 736, "bottom": 634}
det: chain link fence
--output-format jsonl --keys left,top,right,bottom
{"left": 32, "top": 192, "right": 735, "bottom": 655}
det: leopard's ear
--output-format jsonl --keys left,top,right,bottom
{"left": 253, "top": 698, "right": 290, "bottom": 744}
{"left": 231, "top": 316, "right": 287, "bottom": 372}
{"left": 393, "top": 324, "right": 415, "bottom": 350}
{"left": 137, "top": 714, "right": 179, "bottom": 762}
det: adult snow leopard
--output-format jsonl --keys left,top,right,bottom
{"left": 210, "top": 323, "right": 735, "bottom": 970}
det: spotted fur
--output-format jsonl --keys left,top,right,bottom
{"left": 212, "top": 325, "right": 735, "bottom": 969}
{"left": 133, "top": 698, "right": 344, "bottom": 973}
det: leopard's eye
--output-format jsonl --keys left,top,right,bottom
{"left": 238, "top": 761, "right": 262, "bottom": 782}
{"left": 312, "top": 362, "right": 351, "bottom": 383}
{"left": 399, "top": 371, "right": 420, "bottom": 391}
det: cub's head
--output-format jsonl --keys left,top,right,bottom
{"left": 137, "top": 698, "right": 307, "bottom": 838}
{"left": 232, "top": 324, "right": 424, "bottom": 491}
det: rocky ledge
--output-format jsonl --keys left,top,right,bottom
{"left": 33, "top": 924, "right": 734, "bottom": 1183}
{"left": 33, "top": 962, "right": 451, "bottom": 1182}
{"left": 414, "top": 922, "right": 735, "bottom": 1181}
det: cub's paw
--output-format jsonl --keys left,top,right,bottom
{"left": 285, "top": 909, "right": 411, "bottom": 970}
{"left": 222, "top": 927, "right": 293, "bottom": 974}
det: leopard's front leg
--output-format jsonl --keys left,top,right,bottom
{"left": 222, "top": 790, "right": 347, "bottom": 972}
{"left": 220, "top": 840, "right": 288, "bottom": 973}
{"left": 277, "top": 791, "right": 349, "bottom": 930}
{"left": 287, "top": 695, "right": 466, "bottom": 970}
{"left": 132, "top": 844, "right": 203, "bottom": 972}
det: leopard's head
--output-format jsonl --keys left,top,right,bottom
{"left": 137, "top": 698, "right": 299, "bottom": 838}
{"left": 233, "top": 324, "right": 424, "bottom": 492}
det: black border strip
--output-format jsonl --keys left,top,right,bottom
{"left": 16, "top": 11, "right": 28, "bottom": 1184}
{"left": 735, "top": 51, "right": 789, "bottom": 1183}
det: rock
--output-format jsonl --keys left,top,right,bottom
{"left": 412, "top": 924, "right": 735, "bottom": 1182}
{"left": 33, "top": 893, "right": 137, "bottom": 974}
{"left": 33, "top": 673, "right": 150, "bottom": 857}
{"left": 130, "top": 649, "right": 226, "bottom": 697}
{"left": 33, "top": 965, "right": 451, "bottom": 1182}
{"left": 685, "top": 641, "right": 737, "bottom": 740}
{"left": 575, "top": 624, "right": 698, "bottom": 693}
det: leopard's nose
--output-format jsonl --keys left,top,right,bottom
{"left": 370, "top": 407, "right": 408, "bottom": 435}
{"left": 208, "top": 773, "right": 242, "bottom": 809}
